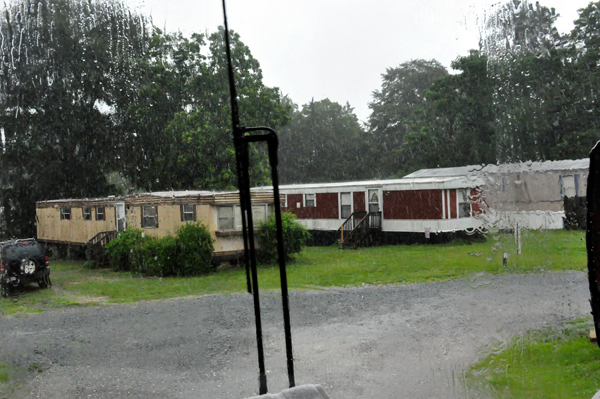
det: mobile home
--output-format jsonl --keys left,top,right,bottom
{"left": 36, "top": 190, "right": 279, "bottom": 260}
{"left": 255, "top": 176, "right": 485, "bottom": 245}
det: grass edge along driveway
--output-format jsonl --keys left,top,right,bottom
{"left": 467, "top": 318, "right": 600, "bottom": 398}
{"left": 0, "top": 229, "right": 587, "bottom": 315}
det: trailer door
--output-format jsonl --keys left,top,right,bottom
{"left": 116, "top": 203, "right": 126, "bottom": 232}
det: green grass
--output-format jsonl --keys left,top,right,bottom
{"left": 468, "top": 319, "right": 600, "bottom": 398}
{"left": 0, "top": 229, "right": 587, "bottom": 315}
{"left": 0, "top": 361, "right": 26, "bottom": 399}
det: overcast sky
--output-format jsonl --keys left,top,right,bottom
{"left": 129, "top": 0, "right": 592, "bottom": 123}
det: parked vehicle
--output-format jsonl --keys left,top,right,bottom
{"left": 0, "top": 238, "right": 51, "bottom": 298}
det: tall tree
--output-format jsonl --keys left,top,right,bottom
{"left": 367, "top": 59, "right": 448, "bottom": 177}
{"left": 0, "top": 0, "right": 149, "bottom": 237}
{"left": 278, "top": 99, "right": 368, "bottom": 183}
{"left": 114, "top": 27, "right": 290, "bottom": 191}
{"left": 401, "top": 51, "right": 495, "bottom": 171}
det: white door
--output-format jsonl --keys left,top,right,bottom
{"left": 368, "top": 189, "right": 380, "bottom": 213}
{"left": 116, "top": 203, "right": 126, "bottom": 232}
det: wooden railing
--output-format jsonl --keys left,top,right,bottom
{"left": 339, "top": 211, "right": 366, "bottom": 237}
{"left": 86, "top": 230, "right": 118, "bottom": 247}
{"left": 338, "top": 211, "right": 382, "bottom": 249}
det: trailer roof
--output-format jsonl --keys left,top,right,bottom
{"left": 403, "top": 158, "right": 589, "bottom": 179}
{"left": 254, "top": 175, "right": 483, "bottom": 193}
{"left": 36, "top": 189, "right": 279, "bottom": 207}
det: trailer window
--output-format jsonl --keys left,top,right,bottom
{"left": 340, "top": 192, "right": 352, "bottom": 219}
{"left": 181, "top": 204, "right": 195, "bottom": 222}
{"left": 142, "top": 205, "right": 158, "bottom": 228}
{"left": 95, "top": 207, "right": 105, "bottom": 221}
{"left": 304, "top": 193, "right": 316, "bottom": 207}
{"left": 218, "top": 206, "right": 235, "bottom": 231}
{"left": 60, "top": 208, "right": 71, "bottom": 220}
{"left": 83, "top": 207, "right": 92, "bottom": 220}
{"left": 458, "top": 190, "right": 471, "bottom": 218}
{"left": 252, "top": 204, "right": 267, "bottom": 224}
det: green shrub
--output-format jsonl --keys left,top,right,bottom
{"left": 136, "top": 235, "right": 178, "bottom": 277}
{"left": 176, "top": 222, "right": 215, "bottom": 276}
{"left": 105, "top": 224, "right": 214, "bottom": 277}
{"left": 257, "top": 212, "right": 311, "bottom": 264}
{"left": 105, "top": 229, "right": 145, "bottom": 272}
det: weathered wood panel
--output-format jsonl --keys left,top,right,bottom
{"left": 36, "top": 206, "right": 117, "bottom": 244}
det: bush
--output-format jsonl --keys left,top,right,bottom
{"left": 105, "top": 223, "right": 214, "bottom": 277}
{"left": 105, "top": 229, "right": 145, "bottom": 272}
{"left": 176, "top": 222, "right": 215, "bottom": 276}
{"left": 257, "top": 212, "right": 311, "bottom": 264}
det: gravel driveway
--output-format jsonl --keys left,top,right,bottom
{"left": 0, "top": 271, "right": 590, "bottom": 398}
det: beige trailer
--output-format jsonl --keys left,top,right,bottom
{"left": 36, "top": 190, "right": 278, "bottom": 260}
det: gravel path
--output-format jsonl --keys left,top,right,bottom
{"left": 0, "top": 271, "right": 590, "bottom": 398}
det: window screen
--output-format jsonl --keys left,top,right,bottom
{"left": 142, "top": 205, "right": 158, "bottom": 228}
{"left": 219, "top": 206, "right": 234, "bottom": 231}
{"left": 95, "top": 207, "right": 105, "bottom": 221}
{"left": 341, "top": 192, "right": 352, "bottom": 219}
{"left": 181, "top": 204, "right": 195, "bottom": 222}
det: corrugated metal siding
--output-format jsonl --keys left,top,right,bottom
{"left": 383, "top": 190, "right": 443, "bottom": 220}
{"left": 353, "top": 191, "right": 365, "bottom": 213}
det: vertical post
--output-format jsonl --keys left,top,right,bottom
{"left": 587, "top": 141, "right": 600, "bottom": 349}
{"left": 266, "top": 134, "right": 296, "bottom": 388}
{"left": 517, "top": 223, "right": 521, "bottom": 255}
{"left": 222, "top": 1, "right": 267, "bottom": 393}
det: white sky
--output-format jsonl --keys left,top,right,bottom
{"left": 129, "top": 0, "right": 592, "bottom": 123}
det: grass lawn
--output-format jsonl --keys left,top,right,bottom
{"left": 468, "top": 319, "right": 600, "bottom": 398}
{"left": 0, "top": 229, "right": 587, "bottom": 315}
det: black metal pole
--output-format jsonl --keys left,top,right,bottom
{"left": 587, "top": 141, "right": 600, "bottom": 348}
{"left": 222, "top": 1, "right": 267, "bottom": 393}
{"left": 267, "top": 135, "right": 296, "bottom": 388}
{"left": 243, "top": 130, "right": 295, "bottom": 388}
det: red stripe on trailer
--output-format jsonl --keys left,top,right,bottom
{"left": 284, "top": 193, "right": 338, "bottom": 219}
{"left": 353, "top": 192, "right": 365, "bottom": 213}
{"left": 383, "top": 190, "right": 443, "bottom": 220}
{"left": 450, "top": 190, "right": 457, "bottom": 219}
{"left": 470, "top": 188, "right": 483, "bottom": 215}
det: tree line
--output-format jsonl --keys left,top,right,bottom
{"left": 2, "top": 0, "right": 600, "bottom": 237}
{"left": 280, "top": 0, "right": 600, "bottom": 183}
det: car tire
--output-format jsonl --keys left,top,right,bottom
{"left": 0, "top": 275, "right": 7, "bottom": 298}
{"left": 38, "top": 275, "right": 51, "bottom": 289}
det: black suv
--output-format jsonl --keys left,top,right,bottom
{"left": 0, "top": 239, "right": 51, "bottom": 297}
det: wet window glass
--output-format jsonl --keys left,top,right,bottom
{"left": 95, "top": 206, "right": 105, "bottom": 221}
{"left": 59, "top": 208, "right": 71, "bottom": 220}
{"left": 141, "top": 205, "right": 158, "bottom": 229}
{"left": 180, "top": 204, "right": 195, "bottom": 222}
{"left": 1, "top": 0, "right": 598, "bottom": 398}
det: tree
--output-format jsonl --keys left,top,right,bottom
{"left": 114, "top": 27, "right": 291, "bottom": 191}
{"left": 401, "top": 51, "right": 495, "bottom": 171}
{"left": 278, "top": 99, "right": 368, "bottom": 183}
{"left": 0, "top": 0, "right": 149, "bottom": 237}
{"left": 367, "top": 59, "right": 448, "bottom": 177}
